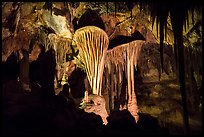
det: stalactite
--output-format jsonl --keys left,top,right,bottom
{"left": 118, "top": 63, "right": 124, "bottom": 105}
{"left": 170, "top": 7, "right": 190, "bottom": 134}
{"left": 110, "top": 63, "right": 115, "bottom": 110}
{"left": 154, "top": 5, "right": 169, "bottom": 75}
{"left": 114, "top": 2, "right": 117, "bottom": 18}
{"left": 184, "top": 19, "right": 187, "bottom": 32}
{"left": 50, "top": 2, "right": 53, "bottom": 15}
{"left": 13, "top": 5, "right": 21, "bottom": 37}
{"left": 133, "top": 41, "right": 143, "bottom": 70}
{"left": 114, "top": 64, "right": 118, "bottom": 97}
{"left": 186, "top": 10, "right": 190, "bottom": 28}
{"left": 127, "top": 45, "right": 131, "bottom": 105}
{"left": 170, "top": 13, "right": 179, "bottom": 77}
{"left": 191, "top": 7, "right": 194, "bottom": 25}
{"left": 164, "top": 17, "right": 168, "bottom": 42}
{"left": 118, "top": 63, "right": 123, "bottom": 87}
{"left": 152, "top": 16, "right": 156, "bottom": 30}
{"left": 103, "top": 67, "right": 110, "bottom": 114}
{"left": 156, "top": 17, "right": 159, "bottom": 38}
{"left": 106, "top": 2, "right": 108, "bottom": 13}
{"left": 160, "top": 19, "right": 164, "bottom": 73}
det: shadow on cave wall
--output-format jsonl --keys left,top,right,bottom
{"left": 108, "top": 30, "right": 146, "bottom": 49}
{"left": 2, "top": 52, "right": 19, "bottom": 84}
{"left": 29, "top": 46, "right": 56, "bottom": 102}
{"left": 68, "top": 68, "right": 89, "bottom": 99}
{"left": 73, "top": 8, "right": 106, "bottom": 32}
{"left": 106, "top": 110, "right": 168, "bottom": 135}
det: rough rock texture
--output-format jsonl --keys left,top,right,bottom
{"left": 2, "top": 79, "right": 105, "bottom": 135}
{"left": 100, "top": 13, "right": 120, "bottom": 36}
{"left": 2, "top": 2, "right": 202, "bottom": 135}
{"left": 75, "top": 8, "right": 105, "bottom": 31}
{"left": 41, "top": 9, "right": 72, "bottom": 38}
{"left": 100, "top": 12, "right": 157, "bottom": 44}
{"left": 84, "top": 94, "right": 109, "bottom": 125}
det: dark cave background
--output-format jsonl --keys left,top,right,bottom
{"left": 1, "top": 1, "right": 202, "bottom": 136}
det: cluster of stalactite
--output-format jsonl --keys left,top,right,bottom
{"left": 184, "top": 46, "right": 202, "bottom": 80}
{"left": 48, "top": 34, "right": 72, "bottom": 64}
{"left": 103, "top": 40, "right": 145, "bottom": 123}
{"left": 184, "top": 46, "right": 202, "bottom": 111}
{"left": 48, "top": 33, "right": 73, "bottom": 86}
{"left": 137, "top": 42, "right": 176, "bottom": 80}
{"left": 73, "top": 26, "right": 109, "bottom": 95}
{"left": 135, "top": 2, "right": 202, "bottom": 134}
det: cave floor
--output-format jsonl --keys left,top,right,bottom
{"left": 1, "top": 78, "right": 202, "bottom": 135}
{"left": 137, "top": 77, "right": 202, "bottom": 135}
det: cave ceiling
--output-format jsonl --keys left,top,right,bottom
{"left": 2, "top": 2, "right": 202, "bottom": 62}
{"left": 2, "top": 2, "right": 202, "bottom": 42}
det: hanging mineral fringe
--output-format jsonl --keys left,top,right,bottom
{"left": 73, "top": 26, "right": 109, "bottom": 96}
{"left": 13, "top": 4, "right": 21, "bottom": 37}
{"left": 106, "top": 2, "right": 108, "bottom": 13}
{"left": 114, "top": 2, "right": 117, "bottom": 17}
{"left": 48, "top": 33, "right": 72, "bottom": 64}
{"left": 104, "top": 40, "right": 145, "bottom": 123}
{"left": 48, "top": 33, "right": 72, "bottom": 87}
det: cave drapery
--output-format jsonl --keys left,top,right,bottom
{"left": 72, "top": 26, "right": 145, "bottom": 123}
{"left": 73, "top": 26, "right": 109, "bottom": 96}
{"left": 104, "top": 40, "right": 145, "bottom": 123}
{"left": 48, "top": 34, "right": 73, "bottom": 87}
